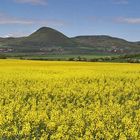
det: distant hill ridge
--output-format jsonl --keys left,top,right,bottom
{"left": 0, "top": 27, "right": 140, "bottom": 54}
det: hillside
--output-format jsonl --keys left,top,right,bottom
{"left": 0, "top": 27, "right": 77, "bottom": 53}
{"left": 26, "top": 27, "right": 73, "bottom": 47}
{"left": 72, "top": 36, "right": 140, "bottom": 54}
{"left": 0, "top": 27, "right": 140, "bottom": 58}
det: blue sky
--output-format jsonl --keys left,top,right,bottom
{"left": 0, "top": 0, "right": 140, "bottom": 41}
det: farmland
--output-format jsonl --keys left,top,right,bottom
{"left": 0, "top": 60, "right": 140, "bottom": 139}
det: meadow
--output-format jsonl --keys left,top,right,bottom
{"left": 0, "top": 60, "right": 140, "bottom": 140}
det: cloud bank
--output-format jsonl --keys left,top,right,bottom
{"left": 0, "top": 13, "right": 66, "bottom": 26}
{"left": 115, "top": 17, "right": 140, "bottom": 24}
{"left": 14, "top": 0, "right": 47, "bottom": 5}
{"left": 112, "top": 0, "right": 129, "bottom": 4}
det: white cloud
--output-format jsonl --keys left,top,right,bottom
{"left": 4, "top": 31, "right": 31, "bottom": 37}
{"left": 0, "top": 13, "right": 33, "bottom": 24}
{"left": 88, "top": 15, "right": 140, "bottom": 25}
{"left": 0, "top": 13, "right": 66, "bottom": 26}
{"left": 112, "top": 0, "right": 129, "bottom": 4}
{"left": 14, "top": 0, "right": 47, "bottom": 5}
{"left": 115, "top": 17, "right": 140, "bottom": 24}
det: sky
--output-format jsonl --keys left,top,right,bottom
{"left": 0, "top": 0, "right": 140, "bottom": 41}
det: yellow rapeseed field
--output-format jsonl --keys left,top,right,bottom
{"left": 0, "top": 59, "right": 140, "bottom": 140}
